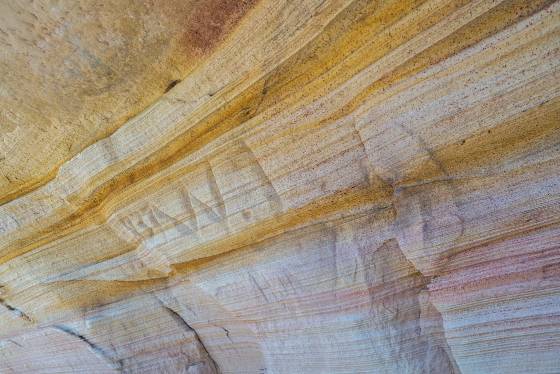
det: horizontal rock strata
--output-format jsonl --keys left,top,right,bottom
{"left": 0, "top": 0, "right": 559, "bottom": 373}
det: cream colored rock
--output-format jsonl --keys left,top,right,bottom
{"left": 0, "top": 0, "right": 559, "bottom": 373}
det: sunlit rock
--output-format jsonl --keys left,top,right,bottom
{"left": 0, "top": 1, "right": 559, "bottom": 373}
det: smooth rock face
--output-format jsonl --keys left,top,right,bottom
{"left": 0, "top": 0, "right": 559, "bottom": 373}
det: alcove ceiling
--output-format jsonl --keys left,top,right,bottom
{"left": 0, "top": 1, "right": 559, "bottom": 373}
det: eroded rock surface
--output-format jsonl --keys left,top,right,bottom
{"left": 0, "top": 0, "right": 559, "bottom": 373}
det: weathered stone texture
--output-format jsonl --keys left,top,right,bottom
{"left": 0, "top": 1, "right": 559, "bottom": 373}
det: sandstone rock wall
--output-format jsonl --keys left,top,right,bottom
{"left": 0, "top": 1, "right": 559, "bottom": 373}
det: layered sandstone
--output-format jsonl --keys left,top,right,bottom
{"left": 0, "top": 1, "right": 559, "bottom": 373}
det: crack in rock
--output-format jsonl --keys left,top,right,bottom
{"left": 0, "top": 298, "right": 33, "bottom": 322}
{"left": 52, "top": 324, "right": 123, "bottom": 372}
{"left": 161, "top": 304, "right": 220, "bottom": 374}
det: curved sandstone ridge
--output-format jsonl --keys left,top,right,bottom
{"left": 0, "top": 1, "right": 559, "bottom": 373}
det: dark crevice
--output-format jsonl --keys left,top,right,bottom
{"left": 161, "top": 304, "right": 220, "bottom": 374}
{"left": 164, "top": 79, "right": 181, "bottom": 93}
{"left": 53, "top": 324, "right": 123, "bottom": 372}
{"left": 0, "top": 298, "right": 33, "bottom": 322}
{"left": 8, "top": 339, "right": 23, "bottom": 348}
